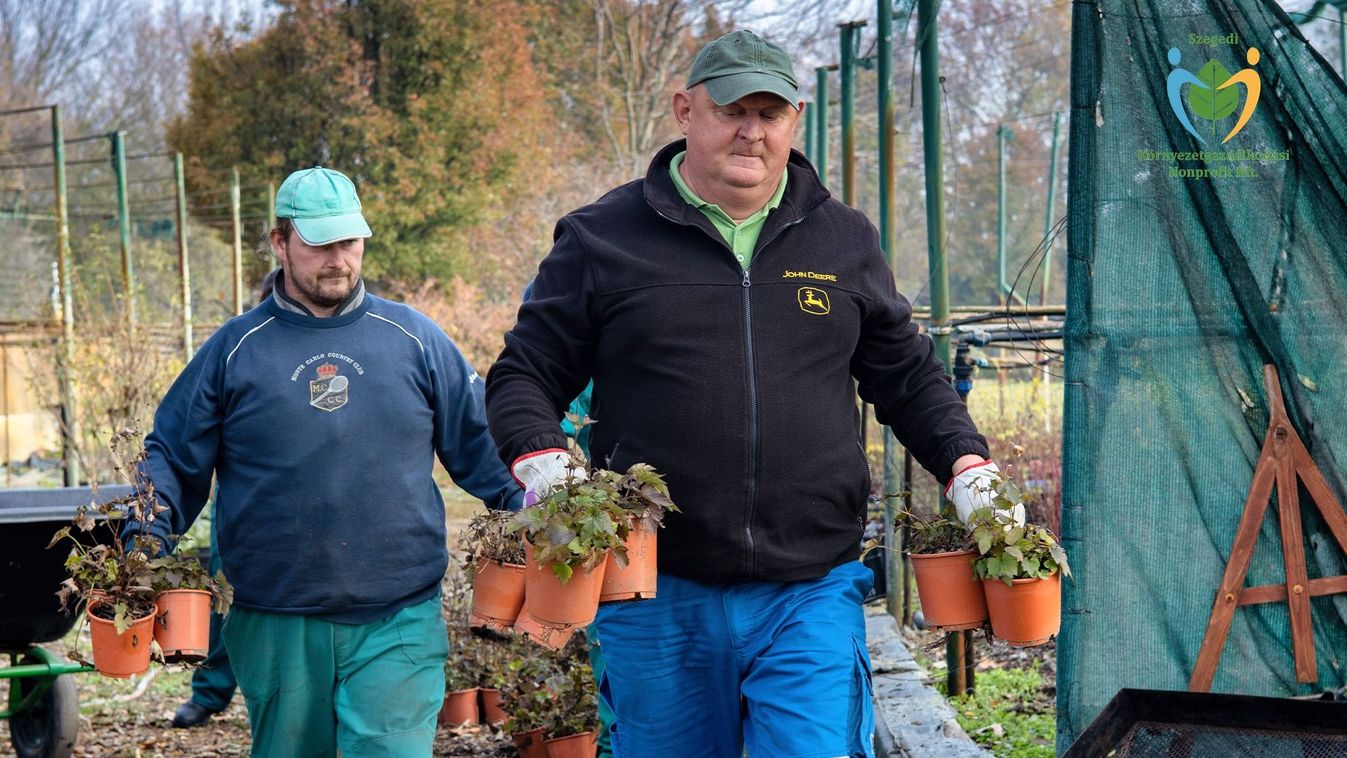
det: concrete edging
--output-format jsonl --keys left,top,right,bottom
{"left": 866, "top": 608, "right": 990, "bottom": 757}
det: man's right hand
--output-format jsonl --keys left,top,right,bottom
{"left": 511, "top": 449, "right": 586, "bottom": 506}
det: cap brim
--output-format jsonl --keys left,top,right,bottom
{"left": 703, "top": 72, "right": 800, "bottom": 109}
{"left": 292, "top": 213, "right": 372, "bottom": 246}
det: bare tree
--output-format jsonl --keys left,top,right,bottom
{"left": 0, "top": 0, "right": 131, "bottom": 109}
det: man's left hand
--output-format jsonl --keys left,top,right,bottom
{"left": 945, "top": 458, "right": 1026, "bottom": 526}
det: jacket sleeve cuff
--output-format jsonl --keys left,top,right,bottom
{"left": 501, "top": 430, "right": 570, "bottom": 468}
{"left": 933, "top": 438, "right": 992, "bottom": 488}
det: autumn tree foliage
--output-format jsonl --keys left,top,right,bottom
{"left": 167, "top": 0, "right": 554, "bottom": 285}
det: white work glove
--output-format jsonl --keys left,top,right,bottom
{"left": 511, "top": 449, "right": 586, "bottom": 507}
{"left": 944, "top": 460, "right": 1026, "bottom": 526}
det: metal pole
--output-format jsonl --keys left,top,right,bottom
{"left": 878, "top": 0, "right": 902, "bottom": 623}
{"left": 997, "top": 125, "right": 1027, "bottom": 306}
{"left": 919, "top": 0, "right": 949, "bottom": 368}
{"left": 901, "top": 449, "right": 914, "bottom": 626}
{"left": 815, "top": 67, "right": 830, "bottom": 188}
{"left": 2, "top": 342, "right": 11, "bottom": 487}
{"left": 51, "top": 106, "right": 80, "bottom": 487}
{"left": 1041, "top": 112, "right": 1062, "bottom": 305}
{"left": 174, "top": 153, "right": 194, "bottom": 361}
{"left": 267, "top": 181, "right": 276, "bottom": 230}
{"left": 838, "top": 22, "right": 865, "bottom": 209}
{"left": 917, "top": 0, "right": 967, "bottom": 696}
{"left": 112, "top": 131, "right": 134, "bottom": 324}
{"left": 230, "top": 166, "right": 243, "bottom": 316}
{"left": 804, "top": 100, "right": 815, "bottom": 164}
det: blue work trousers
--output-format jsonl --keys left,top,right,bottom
{"left": 594, "top": 560, "right": 876, "bottom": 758}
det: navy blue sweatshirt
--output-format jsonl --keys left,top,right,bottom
{"left": 135, "top": 287, "right": 522, "bottom": 622}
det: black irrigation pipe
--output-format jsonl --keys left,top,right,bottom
{"left": 0, "top": 156, "right": 112, "bottom": 170}
{"left": 0, "top": 105, "right": 53, "bottom": 116}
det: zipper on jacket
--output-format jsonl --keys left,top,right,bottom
{"left": 739, "top": 215, "right": 808, "bottom": 576}
{"left": 857, "top": 439, "right": 873, "bottom": 506}
{"left": 741, "top": 267, "right": 758, "bottom": 576}
{"left": 650, "top": 201, "right": 814, "bottom": 578}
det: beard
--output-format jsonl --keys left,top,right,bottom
{"left": 289, "top": 268, "right": 355, "bottom": 309}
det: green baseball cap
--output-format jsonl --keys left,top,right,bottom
{"left": 686, "top": 30, "right": 800, "bottom": 109}
{"left": 275, "top": 166, "right": 372, "bottom": 246}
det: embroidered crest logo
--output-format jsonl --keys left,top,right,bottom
{"left": 309, "top": 363, "right": 349, "bottom": 412}
{"left": 797, "top": 287, "right": 830, "bottom": 316}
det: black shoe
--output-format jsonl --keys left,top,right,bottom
{"left": 172, "top": 700, "right": 223, "bottom": 728}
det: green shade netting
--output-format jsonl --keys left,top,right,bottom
{"left": 1059, "top": 0, "right": 1347, "bottom": 751}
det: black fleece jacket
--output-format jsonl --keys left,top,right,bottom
{"left": 486, "top": 140, "right": 989, "bottom": 583}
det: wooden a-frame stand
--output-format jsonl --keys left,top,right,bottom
{"left": 1189, "top": 365, "right": 1347, "bottom": 692}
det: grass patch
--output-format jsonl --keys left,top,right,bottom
{"left": 934, "top": 663, "right": 1056, "bottom": 757}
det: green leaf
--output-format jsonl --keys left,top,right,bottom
{"left": 1004, "top": 527, "right": 1025, "bottom": 546}
{"left": 1004, "top": 545, "right": 1024, "bottom": 562}
{"left": 1188, "top": 59, "right": 1239, "bottom": 121}
{"left": 976, "top": 530, "right": 993, "bottom": 555}
{"left": 552, "top": 562, "right": 573, "bottom": 584}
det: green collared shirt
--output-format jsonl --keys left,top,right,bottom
{"left": 669, "top": 151, "right": 787, "bottom": 269}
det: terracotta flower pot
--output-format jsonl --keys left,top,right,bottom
{"left": 154, "top": 589, "right": 212, "bottom": 663}
{"left": 470, "top": 558, "right": 527, "bottom": 636}
{"left": 513, "top": 727, "right": 548, "bottom": 758}
{"left": 523, "top": 543, "right": 605, "bottom": 627}
{"left": 982, "top": 572, "right": 1061, "bottom": 646}
{"left": 513, "top": 596, "right": 580, "bottom": 652}
{"left": 909, "top": 549, "right": 988, "bottom": 631}
{"left": 545, "top": 731, "right": 598, "bottom": 758}
{"left": 480, "top": 687, "right": 508, "bottom": 725}
{"left": 87, "top": 602, "right": 156, "bottom": 678}
{"left": 438, "top": 687, "right": 480, "bottom": 727}
{"left": 600, "top": 520, "right": 657, "bottom": 602}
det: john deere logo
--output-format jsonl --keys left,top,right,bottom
{"left": 309, "top": 363, "right": 349, "bottom": 412}
{"left": 798, "top": 287, "right": 830, "bottom": 316}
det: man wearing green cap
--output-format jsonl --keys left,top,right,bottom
{"left": 133, "top": 166, "right": 523, "bottom": 756}
{"left": 488, "top": 30, "right": 999, "bottom": 758}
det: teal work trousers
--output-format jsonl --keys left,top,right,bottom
{"left": 221, "top": 595, "right": 447, "bottom": 757}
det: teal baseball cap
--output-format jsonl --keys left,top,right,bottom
{"left": 686, "top": 30, "right": 800, "bottom": 109}
{"left": 275, "top": 167, "right": 372, "bottom": 245}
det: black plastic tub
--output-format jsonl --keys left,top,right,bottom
{"left": 0, "top": 486, "right": 133, "bottom": 650}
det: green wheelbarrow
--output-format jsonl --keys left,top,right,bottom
{"left": 1, "top": 485, "right": 132, "bottom": 758}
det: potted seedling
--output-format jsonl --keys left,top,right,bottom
{"left": 879, "top": 505, "right": 988, "bottom": 631}
{"left": 50, "top": 431, "right": 162, "bottom": 678}
{"left": 147, "top": 547, "right": 231, "bottom": 664}
{"left": 500, "top": 649, "right": 559, "bottom": 758}
{"left": 474, "top": 637, "right": 511, "bottom": 726}
{"left": 968, "top": 492, "right": 1071, "bottom": 646}
{"left": 541, "top": 662, "right": 600, "bottom": 758}
{"left": 598, "top": 463, "right": 679, "bottom": 603}
{"left": 440, "top": 631, "right": 483, "bottom": 727}
{"left": 462, "top": 508, "right": 528, "bottom": 637}
{"left": 510, "top": 453, "right": 625, "bottom": 647}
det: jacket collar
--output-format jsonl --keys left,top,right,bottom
{"left": 642, "top": 139, "right": 831, "bottom": 247}
{"left": 272, "top": 269, "right": 366, "bottom": 317}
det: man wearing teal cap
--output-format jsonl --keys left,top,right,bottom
{"left": 132, "top": 166, "right": 523, "bottom": 756}
{"left": 489, "top": 30, "right": 1003, "bottom": 757}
